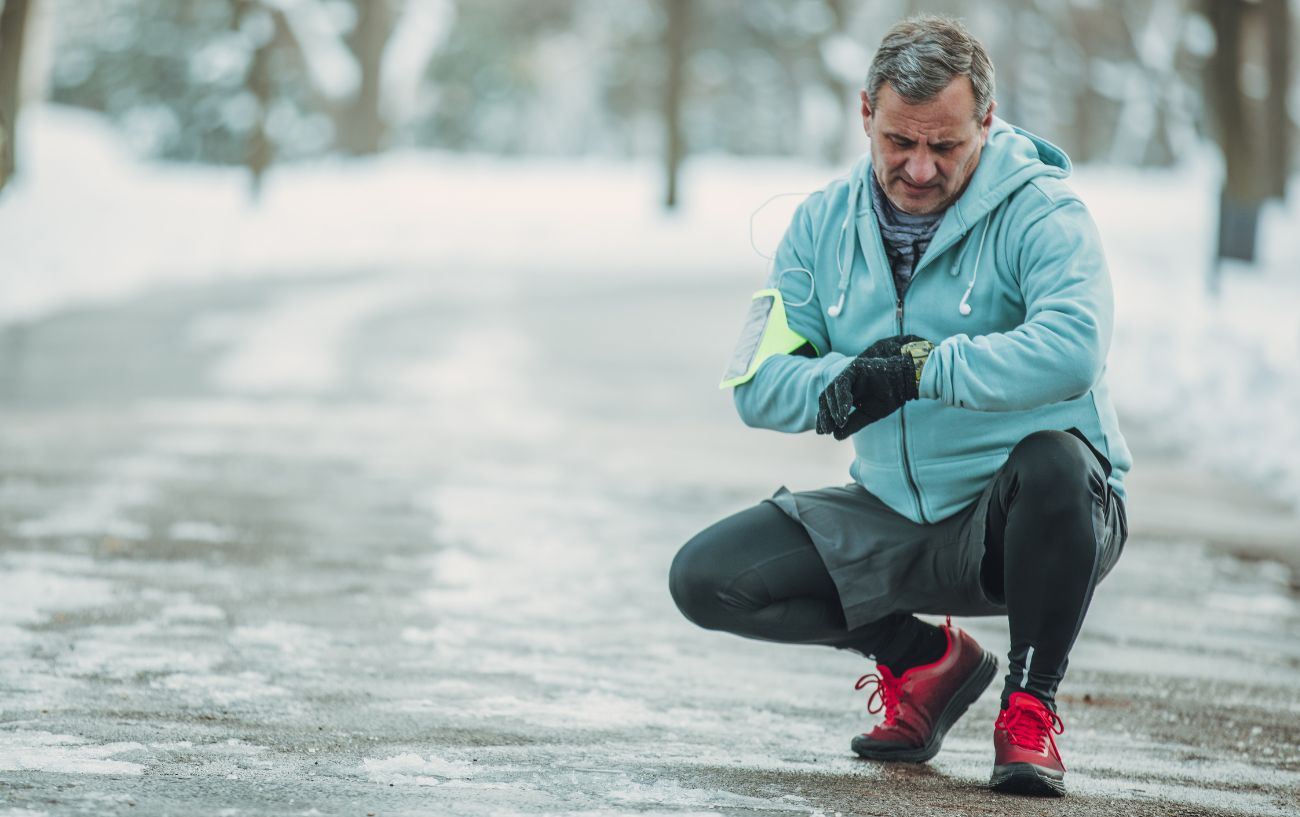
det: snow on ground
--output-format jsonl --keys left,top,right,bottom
{"left": 0, "top": 732, "right": 145, "bottom": 776}
{"left": 1, "top": 104, "right": 1297, "bottom": 508}
{"left": 361, "top": 752, "right": 479, "bottom": 786}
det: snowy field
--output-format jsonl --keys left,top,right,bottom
{"left": 1, "top": 104, "right": 1298, "bottom": 508}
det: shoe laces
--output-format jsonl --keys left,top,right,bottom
{"left": 855, "top": 668, "right": 901, "bottom": 725}
{"left": 998, "top": 697, "right": 1065, "bottom": 765}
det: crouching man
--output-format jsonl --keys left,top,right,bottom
{"left": 670, "top": 15, "right": 1129, "bottom": 798}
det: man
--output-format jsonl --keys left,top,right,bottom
{"left": 669, "top": 16, "right": 1129, "bottom": 798}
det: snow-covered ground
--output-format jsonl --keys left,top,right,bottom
{"left": 1, "top": 104, "right": 1298, "bottom": 509}
{"left": 1, "top": 107, "right": 1298, "bottom": 814}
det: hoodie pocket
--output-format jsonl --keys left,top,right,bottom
{"left": 913, "top": 449, "right": 1011, "bottom": 522}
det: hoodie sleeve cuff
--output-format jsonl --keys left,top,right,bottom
{"left": 918, "top": 347, "right": 943, "bottom": 401}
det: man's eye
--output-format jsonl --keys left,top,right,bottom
{"left": 891, "top": 138, "right": 913, "bottom": 148}
{"left": 932, "top": 144, "right": 954, "bottom": 153}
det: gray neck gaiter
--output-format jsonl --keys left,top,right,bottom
{"left": 869, "top": 171, "right": 944, "bottom": 300}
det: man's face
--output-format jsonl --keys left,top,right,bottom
{"left": 861, "top": 78, "right": 994, "bottom": 216}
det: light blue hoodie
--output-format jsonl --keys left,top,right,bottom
{"left": 734, "top": 117, "right": 1131, "bottom": 524}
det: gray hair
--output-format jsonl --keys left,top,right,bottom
{"left": 865, "top": 16, "right": 995, "bottom": 120}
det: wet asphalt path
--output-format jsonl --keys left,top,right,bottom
{"left": 0, "top": 267, "right": 1297, "bottom": 816}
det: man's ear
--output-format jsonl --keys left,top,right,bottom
{"left": 980, "top": 100, "right": 996, "bottom": 144}
{"left": 860, "top": 89, "right": 873, "bottom": 137}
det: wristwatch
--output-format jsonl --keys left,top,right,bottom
{"left": 900, "top": 340, "right": 934, "bottom": 385}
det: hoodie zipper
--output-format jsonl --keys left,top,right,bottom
{"left": 896, "top": 291, "right": 928, "bottom": 524}
{"left": 862, "top": 194, "right": 929, "bottom": 524}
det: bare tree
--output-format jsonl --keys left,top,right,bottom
{"left": 337, "top": 0, "right": 391, "bottom": 155}
{"left": 812, "top": 0, "right": 854, "bottom": 165}
{"left": 0, "top": 0, "right": 32, "bottom": 193}
{"left": 267, "top": 0, "right": 395, "bottom": 156}
{"left": 236, "top": 0, "right": 275, "bottom": 199}
{"left": 1262, "top": 0, "right": 1291, "bottom": 188}
{"left": 662, "top": 0, "right": 688, "bottom": 210}
{"left": 1204, "top": 0, "right": 1290, "bottom": 283}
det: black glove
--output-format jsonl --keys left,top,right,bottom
{"left": 815, "top": 336, "right": 933, "bottom": 440}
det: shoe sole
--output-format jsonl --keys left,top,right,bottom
{"left": 990, "top": 762, "right": 1066, "bottom": 797}
{"left": 851, "top": 648, "right": 998, "bottom": 763}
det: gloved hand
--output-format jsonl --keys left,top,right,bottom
{"left": 815, "top": 336, "right": 934, "bottom": 440}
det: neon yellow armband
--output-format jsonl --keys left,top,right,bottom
{"left": 718, "top": 288, "right": 816, "bottom": 389}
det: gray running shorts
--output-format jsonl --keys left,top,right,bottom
{"left": 766, "top": 454, "right": 1126, "bottom": 630}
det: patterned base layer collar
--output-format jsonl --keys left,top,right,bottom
{"left": 869, "top": 171, "right": 946, "bottom": 294}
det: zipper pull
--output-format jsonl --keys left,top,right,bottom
{"left": 896, "top": 299, "right": 904, "bottom": 331}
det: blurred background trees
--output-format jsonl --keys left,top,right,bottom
{"left": 0, "top": 0, "right": 1295, "bottom": 235}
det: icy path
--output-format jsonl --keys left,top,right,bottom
{"left": 0, "top": 268, "right": 1297, "bottom": 816}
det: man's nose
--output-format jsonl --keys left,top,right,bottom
{"left": 906, "top": 154, "right": 937, "bottom": 185}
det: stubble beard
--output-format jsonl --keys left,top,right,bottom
{"left": 883, "top": 173, "right": 951, "bottom": 216}
{"left": 877, "top": 144, "right": 983, "bottom": 217}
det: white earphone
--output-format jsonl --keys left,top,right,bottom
{"left": 958, "top": 289, "right": 974, "bottom": 316}
{"left": 826, "top": 213, "right": 853, "bottom": 317}
{"left": 957, "top": 214, "right": 991, "bottom": 316}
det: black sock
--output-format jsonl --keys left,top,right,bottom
{"left": 1001, "top": 684, "right": 1057, "bottom": 712}
{"left": 871, "top": 617, "right": 948, "bottom": 675}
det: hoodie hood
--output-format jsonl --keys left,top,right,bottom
{"left": 946, "top": 117, "right": 1071, "bottom": 229}
{"left": 822, "top": 118, "right": 1072, "bottom": 312}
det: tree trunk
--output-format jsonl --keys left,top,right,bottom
{"left": 0, "top": 0, "right": 32, "bottom": 193}
{"left": 815, "top": 0, "right": 852, "bottom": 165}
{"left": 1262, "top": 0, "right": 1290, "bottom": 195}
{"left": 237, "top": 0, "right": 274, "bottom": 200}
{"left": 1204, "top": 0, "right": 1289, "bottom": 279}
{"left": 338, "top": 0, "right": 390, "bottom": 155}
{"left": 662, "top": 0, "right": 688, "bottom": 211}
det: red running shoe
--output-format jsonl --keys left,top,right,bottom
{"left": 851, "top": 620, "right": 998, "bottom": 763}
{"left": 990, "top": 691, "right": 1067, "bottom": 797}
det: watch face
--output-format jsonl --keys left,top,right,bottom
{"left": 899, "top": 340, "right": 934, "bottom": 383}
{"left": 900, "top": 340, "right": 933, "bottom": 361}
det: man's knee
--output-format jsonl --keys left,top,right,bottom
{"left": 668, "top": 531, "right": 728, "bottom": 630}
{"left": 1006, "top": 430, "right": 1104, "bottom": 503}
{"left": 671, "top": 502, "right": 816, "bottom": 632}
{"left": 1002, "top": 431, "right": 1108, "bottom": 560}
